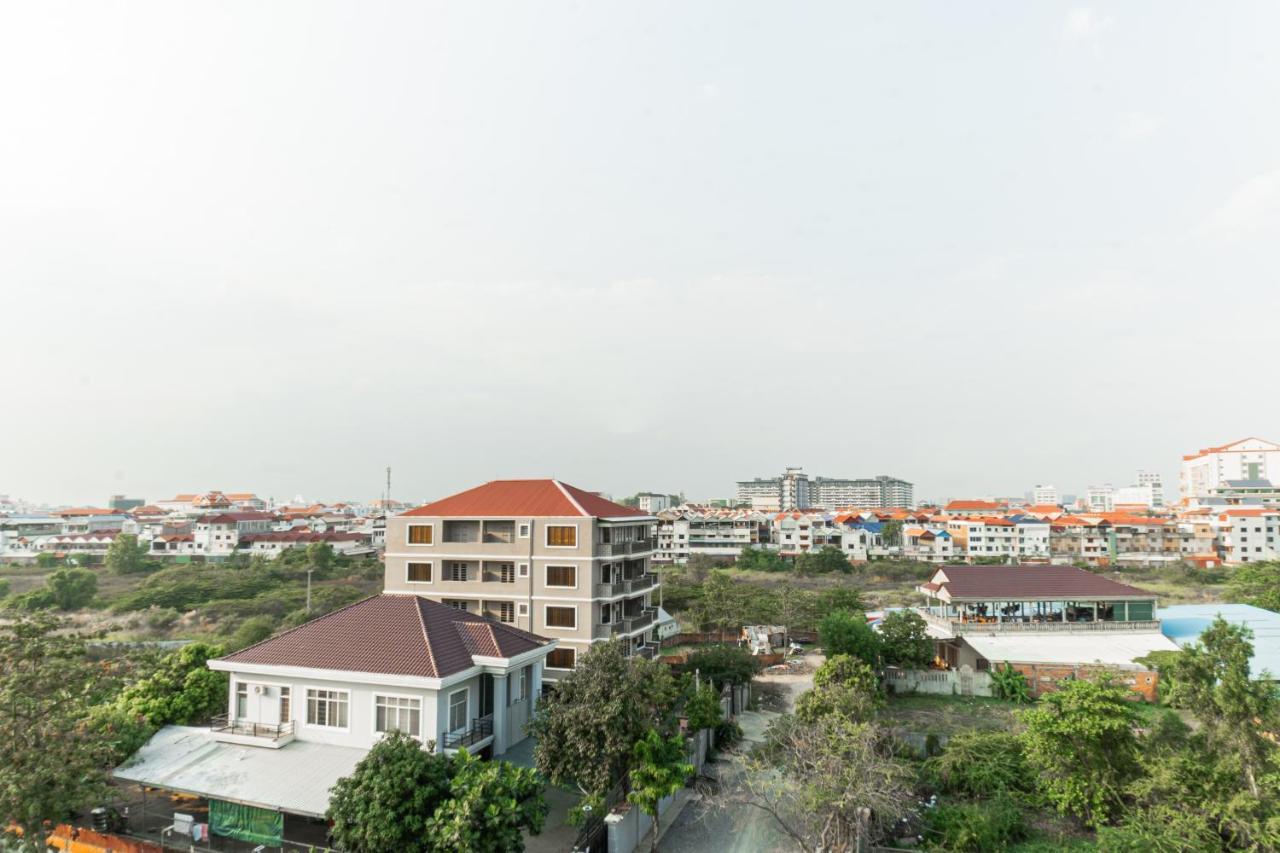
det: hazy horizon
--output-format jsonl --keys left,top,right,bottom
{"left": 3, "top": 2, "right": 1280, "bottom": 507}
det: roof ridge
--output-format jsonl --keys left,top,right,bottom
{"left": 552, "top": 480, "right": 589, "bottom": 516}
{"left": 222, "top": 593, "right": 382, "bottom": 659}
{"left": 413, "top": 596, "right": 440, "bottom": 677}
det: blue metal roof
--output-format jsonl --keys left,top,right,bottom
{"left": 1160, "top": 603, "right": 1280, "bottom": 679}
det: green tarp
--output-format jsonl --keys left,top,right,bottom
{"left": 209, "top": 798, "right": 284, "bottom": 846}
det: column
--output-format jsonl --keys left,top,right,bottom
{"left": 492, "top": 674, "right": 509, "bottom": 755}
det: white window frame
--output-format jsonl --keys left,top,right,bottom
{"left": 518, "top": 523, "right": 531, "bottom": 539}
{"left": 372, "top": 692, "right": 423, "bottom": 739}
{"left": 545, "top": 524, "right": 579, "bottom": 549}
{"left": 234, "top": 681, "right": 249, "bottom": 719}
{"left": 304, "top": 687, "right": 351, "bottom": 731}
{"left": 447, "top": 687, "right": 469, "bottom": 734}
{"left": 543, "top": 604, "right": 578, "bottom": 631}
{"left": 517, "top": 602, "right": 529, "bottom": 617}
{"left": 545, "top": 564, "right": 578, "bottom": 589}
{"left": 446, "top": 561, "right": 469, "bottom": 582}
{"left": 405, "top": 561, "right": 434, "bottom": 584}
{"left": 518, "top": 562, "right": 529, "bottom": 578}
{"left": 406, "top": 522, "right": 436, "bottom": 546}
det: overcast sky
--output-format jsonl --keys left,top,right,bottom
{"left": 3, "top": 2, "right": 1280, "bottom": 507}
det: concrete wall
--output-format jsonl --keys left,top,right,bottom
{"left": 883, "top": 667, "right": 994, "bottom": 697}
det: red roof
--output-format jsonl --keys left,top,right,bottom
{"left": 922, "top": 565, "right": 1154, "bottom": 601}
{"left": 402, "top": 479, "right": 649, "bottom": 518}
{"left": 945, "top": 500, "right": 1006, "bottom": 512}
{"left": 219, "top": 594, "right": 551, "bottom": 678}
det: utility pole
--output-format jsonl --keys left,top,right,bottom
{"left": 306, "top": 568, "right": 313, "bottom": 614}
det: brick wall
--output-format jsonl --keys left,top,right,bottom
{"left": 1009, "top": 662, "right": 1158, "bottom": 702}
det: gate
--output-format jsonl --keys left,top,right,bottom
{"left": 573, "top": 814, "right": 608, "bottom": 853}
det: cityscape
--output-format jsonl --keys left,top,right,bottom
{"left": 5, "top": 2, "right": 1280, "bottom": 852}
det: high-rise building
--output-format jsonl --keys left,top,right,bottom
{"left": 1181, "top": 438, "right": 1280, "bottom": 500}
{"left": 1135, "top": 471, "right": 1165, "bottom": 508}
{"left": 1086, "top": 484, "right": 1115, "bottom": 513}
{"left": 736, "top": 469, "right": 913, "bottom": 510}
{"left": 1031, "top": 485, "right": 1060, "bottom": 506}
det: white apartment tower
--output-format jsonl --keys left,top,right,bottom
{"left": 1180, "top": 438, "right": 1280, "bottom": 500}
{"left": 1032, "top": 484, "right": 1060, "bottom": 506}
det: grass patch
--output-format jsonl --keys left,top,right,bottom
{"left": 882, "top": 693, "right": 1024, "bottom": 736}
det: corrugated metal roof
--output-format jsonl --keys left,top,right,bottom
{"left": 962, "top": 632, "right": 1178, "bottom": 668}
{"left": 1160, "top": 603, "right": 1280, "bottom": 679}
{"left": 113, "top": 727, "right": 367, "bottom": 817}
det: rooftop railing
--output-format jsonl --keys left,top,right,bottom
{"left": 210, "top": 714, "right": 295, "bottom": 741}
{"left": 918, "top": 609, "right": 1160, "bottom": 636}
{"left": 443, "top": 714, "right": 494, "bottom": 750}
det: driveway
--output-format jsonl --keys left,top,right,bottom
{"left": 657, "top": 655, "right": 820, "bottom": 853}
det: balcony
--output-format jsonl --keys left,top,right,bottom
{"left": 594, "top": 622, "right": 626, "bottom": 639}
{"left": 210, "top": 715, "right": 295, "bottom": 749}
{"left": 442, "top": 714, "right": 494, "bottom": 751}
{"left": 595, "top": 538, "right": 657, "bottom": 557}
{"left": 918, "top": 609, "right": 1161, "bottom": 637}
{"left": 635, "top": 642, "right": 660, "bottom": 660}
{"left": 595, "top": 572, "right": 656, "bottom": 598}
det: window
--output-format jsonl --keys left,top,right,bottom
{"left": 509, "top": 666, "right": 527, "bottom": 704}
{"left": 517, "top": 602, "right": 529, "bottom": 617}
{"left": 407, "top": 562, "right": 433, "bottom": 583}
{"left": 519, "top": 523, "right": 531, "bottom": 538}
{"left": 547, "top": 525, "right": 577, "bottom": 548}
{"left": 408, "top": 525, "right": 434, "bottom": 545}
{"left": 518, "top": 563, "right": 529, "bottom": 577}
{"left": 494, "top": 563, "right": 515, "bottom": 583}
{"left": 546, "top": 565, "right": 576, "bottom": 588}
{"left": 545, "top": 605, "right": 577, "bottom": 629}
{"left": 447, "top": 561, "right": 469, "bottom": 582}
{"left": 306, "top": 688, "right": 349, "bottom": 728}
{"left": 375, "top": 695, "right": 421, "bottom": 736}
{"left": 488, "top": 601, "right": 515, "bottom": 623}
{"left": 547, "top": 647, "right": 576, "bottom": 669}
{"left": 279, "top": 686, "right": 291, "bottom": 723}
{"left": 448, "top": 689, "right": 468, "bottom": 732}
{"left": 443, "top": 599, "right": 470, "bottom": 611}
{"left": 235, "top": 682, "right": 249, "bottom": 719}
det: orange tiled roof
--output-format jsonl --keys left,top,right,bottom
{"left": 402, "top": 479, "right": 649, "bottom": 519}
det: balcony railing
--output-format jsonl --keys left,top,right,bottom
{"left": 443, "top": 714, "right": 494, "bottom": 750}
{"left": 210, "top": 714, "right": 295, "bottom": 742}
{"left": 918, "top": 609, "right": 1160, "bottom": 636}
{"left": 594, "top": 622, "right": 626, "bottom": 639}
{"left": 595, "top": 538, "right": 656, "bottom": 557}
{"left": 636, "top": 642, "right": 660, "bottom": 659}
{"left": 596, "top": 572, "right": 656, "bottom": 597}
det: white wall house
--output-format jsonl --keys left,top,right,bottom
{"left": 206, "top": 594, "right": 554, "bottom": 756}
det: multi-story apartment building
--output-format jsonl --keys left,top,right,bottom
{"left": 635, "top": 493, "right": 677, "bottom": 513}
{"left": 1135, "top": 471, "right": 1165, "bottom": 507}
{"left": 811, "top": 475, "right": 914, "bottom": 509}
{"left": 1217, "top": 509, "right": 1280, "bottom": 564}
{"left": 192, "top": 511, "right": 276, "bottom": 558}
{"left": 901, "top": 527, "right": 954, "bottom": 562}
{"left": 384, "top": 479, "right": 665, "bottom": 679}
{"left": 1031, "top": 485, "right": 1059, "bottom": 506}
{"left": 737, "top": 469, "right": 913, "bottom": 511}
{"left": 1112, "top": 485, "right": 1157, "bottom": 510}
{"left": 654, "top": 507, "right": 771, "bottom": 564}
{"left": 1181, "top": 437, "right": 1280, "bottom": 501}
{"left": 1085, "top": 485, "right": 1115, "bottom": 513}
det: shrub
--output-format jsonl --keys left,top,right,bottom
{"left": 714, "top": 720, "right": 743, "bottom": 748}
{"left": 924, "top": 794, "right": 1028, "bottom": 852}
{"left": 143, "top": 607, "right": 180, "bottom": 631}
{"left": 818, "top": 610, "right": 880, "bottom": 666}
{"left": 989, "top": 663, "right": 1031, "bottom": 703}
{"left": 878, "top": 610, "right": 934, "bottom": 668}
{"left": 684, "top": 645, "right": 759, "bottom": 689}
{"left": 1095, "top": 806, "right": 1222, "bottom": 852}
{"left": 684, "top": 684, "right": 723, "bottom": 731}
{"left": 922, "top": 730, "right": 1030, "bottom": 798}
{"left": 111, "top": 643, "right": 228, "bottom": 726}
{"left": 228, "top": 615, "right": 277, "bottom": 650}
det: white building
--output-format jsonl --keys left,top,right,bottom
{"left": 1032, "top": 485, "right": 1060, "bottom": 506}
{"left": 811, "top": 475, "right": 914, "bottom": 510}
{"left": 1085, "top": 485, "right": 1115, "bottom": 513}
{"left": 1216, "top": 509, "right": 1280, "bottom": 564}
{"left": 1135, "top": 471, "right": 1165, "bottom": 508}
{"left": 1181, "top": 438, "right": 1280, "bottom": 501}
{"left": 636, "top": 493, "right": 676, "bottom": 513}
{"left": 655, "top": 506, "right": 771, "bottom": 563}
{"left": 1112, "top": 485, "right": 1157, "bottom": 509}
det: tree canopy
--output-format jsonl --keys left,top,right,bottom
{"left": 328, "top": 731, "right": 545, "bottom": 853}
{"left": 684, "top": 644, "right": 758, "bottom": 690}
{"left": 877, "top": 610, "right": 933, "bottom": 669}
{"left": 105, "top": 533, "right": 152, "bottom": 575}
{"left": 818, "top": 609, "right": 880, "bottom": 667}
{"left": 627, "top": 729, "right": 693, "bottom": 853}
{"left": 795, "top": 546, "right": 852, "bottom": 575}
{"left": 527, "top": 640, "right": 678, "bottom": 798}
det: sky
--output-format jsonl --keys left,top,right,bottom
{"left": 2, "top": 2, "right": 1280, "bottom": 507}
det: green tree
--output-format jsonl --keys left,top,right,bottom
{"left": 328, "top": 731, "right": 545, "bottom": 853}
{"left": 34, "top": 551, "right": 57, "bottom": 568}
{"left": 1018, "top": 677, "right": 1140, "bottom": 826}
{"left": 736, "top": 546, "right": 788, "bottom": 572}
{"left": 796, "top": 655, "right": 882, "bottom": 724}
{"left": 922, "top": 730, "right": 1030, "bottom": 798}
{"left": 110, "top": 642, "right": 228, "bottom": 726}
{"left": 795, "top": 546, "right": 851, "bottom": 575}
{"left": 306, "top": 541, "right": 335, "bottom": 573}
{"left": 527, "top": 640, "right": 679, "bottom": 800}
{"left": 627, "top": 729, "right": 693, "bottom": 853}
{"left": 738, "top": 714, "right": 912, "bottom": 851}
{"left": 228, "top": 615, "right": 276, "bottom": 650}
{"left": 989, "top": 663, "right": 1031, "bottom": 703}
{"left": 684, "top": 645, "right": 758, "bottom": 690}
{"left": 818, "top": 610, "right": 880, "bottom": 667}
{"left": 684, "top": 684, "right": 722, "bottom": 731}
{"left": 46, "top": 566, "right": 98, "bottom": 610}
{"left": 105, "top": 533, "right": 150, "bottom": 575}
{"left": 1168, "top": 616, "right": 1277, "bottom": 800}
{"left": 0, "top": 617, "right": 123, "bottom": 851}
{"left": 877, "top": 610, "right": 933, "bottom": 668}
{"left": 815, "top": 586, "right": 865, "bottom": 616}
{"left": 1225, "top": 561, "right": 1280, "bottom": 612}
{"left": 880, "top": 519, "right": 903, "bottom": 548}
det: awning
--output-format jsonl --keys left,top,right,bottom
{"left": 960, "top": 632, "right": 1178, "bottom": 669}
{"left": 113, "top": 726, "right": 368, "bottom": 818}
